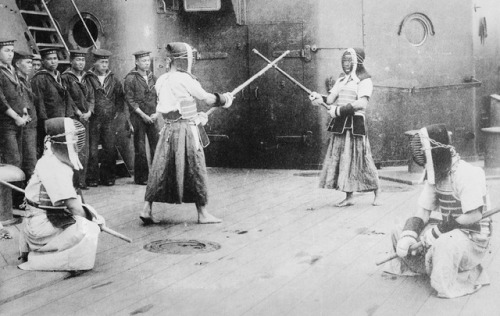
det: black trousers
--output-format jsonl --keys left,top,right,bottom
{"left": 87, "top": 115, "right": 116, "bottom": 184}
{"left": 131, "top": 113, "right": 159, "bottom": 184}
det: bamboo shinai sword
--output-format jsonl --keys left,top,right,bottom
{"left": 375, "top": 207, "right": 500, "bottom": 266}
{"left": 253, "top": 49, "right": 330, "bottom": 111}
{"left": 206, "top": 49, "right": 290, "bottom": 116}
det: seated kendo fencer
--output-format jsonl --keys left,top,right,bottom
{"left": 389, "top": 124, "right": 492, "bottom": 298}
{"left": 18, "top": 117, "right": 103, "bottom": 271}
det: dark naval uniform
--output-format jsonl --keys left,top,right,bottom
{"left": 85, "top": 68, "right": 124, "bottom": 186}
{"left": 61, "top": 68, "right": 94, "bottom": 188}
{"left": 0, "top": 61, "right": 36, "bottom": 208}
{"left": 124, "top": 68, "right": 158, "bottom": 184}
{"left": 0, "top": 64, "right": 27, "bottom": 168}
{"left": 17, "top": 71, "right": 38, "bottom": 180}
{"left": 31, "top": 68, "right": 75, "bottom": 156}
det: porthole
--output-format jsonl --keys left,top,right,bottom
{"left": 398, "top": 13, "right": 435, "bottom": 47}
{"left": 68, "top": 13, "right": 102, "bottom": 49}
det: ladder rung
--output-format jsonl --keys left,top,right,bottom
{"left": 19, "top": 10, "right": 49, "bottom": 16}
{"left": 36, "top": 43, "right": 65, "bottom": 48}
{"left": 28, "top": 26, "right": 56, "bottom": 32}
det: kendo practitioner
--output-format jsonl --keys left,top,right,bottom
{"left": 31, "top": 53, "right": 42, "bottom": 74}
{"left": 32, "top": 48, "right": 76, "bottom": 157}
{"left": 85, "top": 49, "right": 125, "bottom": 187}
{"left": 140, "top": 42, "right": 233, "bottom": 224}
{"left": 18, "top": 117, "right": 102, "bottom": 271}
{"left": 391, "top": 124, "right": 492, "bottom": 298}
{"left": 0, "top": 39, "right": 33, "bottom": 208}
{"left": 124, "top": 50, "right": 159, "bottom": 185}
{"left": 61, "top": 49, "right": 94, "bottom": 190}
{"left": 310, "top": 48, "right": 380, "bottom": 207}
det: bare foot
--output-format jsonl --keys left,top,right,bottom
{"left": 372, "top": 189, "right": 381, "bottom": 206}
{"left": 336, "top": 192, "right": 354, "bottom": 207}
{"left": 335, "top": 199, "right": 354, "bottom": 207}
{"left": 198, "top": 212, "right": 222, "bottom": 224}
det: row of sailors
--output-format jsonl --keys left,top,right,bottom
{"left": 0, "top": 37, "right": 159, "bottom": 208}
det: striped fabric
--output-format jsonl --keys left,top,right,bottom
{"left": 38, "top": 184, "right": 53, "bottom": 207}
{"left": 337, "top": 79, "right": 358, "bottom": 107}
{"left": 436, "top": 184, "right": 491, "bottom": 237}
{"left": 179, "top": 99, "right": 198, "bottom": 120}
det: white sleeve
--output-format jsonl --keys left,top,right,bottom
{"left": 455, "top": 165, "right": 487, "bottom": 213}
{"left": 37, "top": 158, "right": 77, "bottom": 205}
{"left": 358, "top": 78, "right": 373, "bottom": 100}
{"left": 181, "top": 75, "right": 212, "bottom": 101}
{"left": 417, "top": 182, "right": 438, "bottom": 211}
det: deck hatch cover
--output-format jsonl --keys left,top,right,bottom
{"left": 144, "top": 239, "right": 221, "bottom": 254}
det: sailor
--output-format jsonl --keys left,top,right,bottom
{"left": 0, "top": 39, "right": 34, "bottom": 209}
{"left": 139, "top": 42, "right": 233, "bottom": 224}
{"left": 85, "top": 49, "right": 125, "bottom": 187}
{"left": 124, "top": 50, "right": 159, "bottom": 185}
{"left": 13, "top": 50, "right": 38, "bottom": 184}
{"left": 31, "top": 47, "right": 76, "bottom": 157}
{"left": 390, "top": 124, "right": 492, "bottom": 298}
{"left": 31, "top": 53, "right": 42, "bottom": 73}
{"left": 61, "top": 49, "right": 94, "bottom": 190}
{"left": 18, "top": 117, "right": 102, "bottom": 271}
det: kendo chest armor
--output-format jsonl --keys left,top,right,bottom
{"left": 27, "top": 184, "right": 76, "bottom": 229}
{"left": 326, "top": 77, "right": 366, "bottom": 136}
{"left": 436, "top": 178, "right": 491, "bottom": 236}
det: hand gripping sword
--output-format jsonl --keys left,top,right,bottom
{"left": 0, "top": 179, "right": 132, "bottom": 243}
{"left": 206, "top": 49, "right": 290, "bottom": 116}
{"left": 375, "top": 207, "right": 500, "bottom": 266}
{"left": 253, "top": 49, "right": 330, "bottom": 110}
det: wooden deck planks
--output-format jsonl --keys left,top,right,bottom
{"left": 113, "top": 183, "right": 418, "bottom": 315}
{"left": 1, "top": 170, "right": 499, "bottom": 316}
{"left": 4, "top": 170, "right": 321, "bottom": 315}
{"left": 242, "top": 186, "right": 420, "bottom": 316}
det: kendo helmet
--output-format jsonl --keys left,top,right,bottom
{"left": 44, "top": 117, "right": 86, "bottom": 170}
{"left": 410, "top": 124, "right": 453, "bottom": 184}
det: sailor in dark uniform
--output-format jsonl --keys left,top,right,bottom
{"left": 61, "top": 49, "right": 94, "bottom": 189}
{"left": 31, "top": 48, "right": 76, "bottom": 157}
{"left": 85, "top": 49, "right": 125, "bottom": 187}
{"left": 0, "top": 39, "right": 33, "bottom": 208}
{"left": 124, "top": 50, "right": 159, "bottom": 185}
{"left": 13, "top": 50, "right": 38, "bottom": 183}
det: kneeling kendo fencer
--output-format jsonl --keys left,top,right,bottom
{"left": 387, "top": 124, "right": 492, "bottom": 298}
{"left": 18, "top": 117, "right": 105, "bottom": 271}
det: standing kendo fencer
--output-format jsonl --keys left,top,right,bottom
{"left": 389, "top": 124, "right": 492, "bottom": 298}
{"left": 18, "top": 117, "right": 103, "bottom": 271}
{"left": 139, "top": 42, "right": 233, "bottom": 225}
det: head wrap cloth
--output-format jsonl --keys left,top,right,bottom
{"left": 166, "top": 42, "right": 196, "bottom": 73}
{"left": 342, "top": 48, "right": 371, "bottom": 82}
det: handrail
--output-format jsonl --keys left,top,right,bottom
{"left": 69, "top": 0, "right": 97, "bottom": 49}
{"left": 40, "top": 0, "right": 70, "bottom": 54}
{"left": 373, "top": 79, "right": 481, "bottom": 94}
